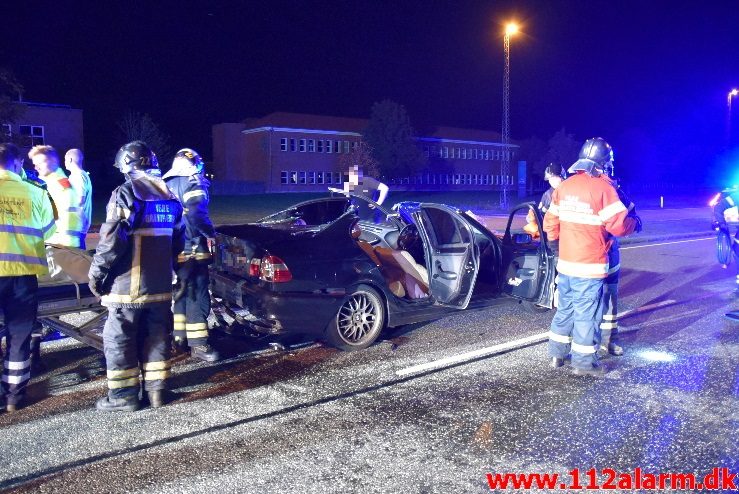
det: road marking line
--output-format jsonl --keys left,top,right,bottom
{"left": 395, "top": 332, "right": 549, "bottom": 376}
{"left": 621, "top": 237, "right": 713, "bottom": 250}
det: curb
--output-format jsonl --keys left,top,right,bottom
{"left": 618, "top": 231, "right": 713, "bottom": 245}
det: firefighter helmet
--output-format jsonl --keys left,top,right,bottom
{"left": 568, "top": 137, "right": 613, "bottom": 175}
{"left": 172, "top": 148, "right": 205, "bottom": 175}
{"left": 114, "top": 141, "right": 159, "bottom": 173}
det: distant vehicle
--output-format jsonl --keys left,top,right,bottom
{"left": 211, "top": 194, "right": 556, "bottom": 350}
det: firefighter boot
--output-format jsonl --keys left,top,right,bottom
{"left": 147, "top": 390, "right": 165, "bottom": 408}
{"left": 96, "top": 394, "right": 141, "bottom": 412}
{"left": 191, "top": 344, "right": 221, "bottom": 362}
{"left": 172, "top": 336, "right": 188, "bottom": 357}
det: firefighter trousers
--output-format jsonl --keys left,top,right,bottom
{"left": 0, "top": 275, "right": 37, "bottom": 406}
{"left": 102, "top": 305, "right": 172, "bottom": 399}
{"left": 173, "top": 264, "right": 211, "bottom": 347}
{"left": 600, "top": 276, "right": 619, "bottom": 349}
{"left": 548, "top": 274, "right": 605, "bottom": 369}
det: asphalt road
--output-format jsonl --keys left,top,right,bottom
{"left": 0, "top": 235, "right": 736, "bottom": 492}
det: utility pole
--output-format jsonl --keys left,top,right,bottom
{"left": 501, "top": 23, "right": 518, "bottom": 209}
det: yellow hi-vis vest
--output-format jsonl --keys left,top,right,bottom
{"left": 0, "top": 170, "right": 57, "bottom": 276}
{"left": 42, "top": 168, "right": 84, "bottom": 248}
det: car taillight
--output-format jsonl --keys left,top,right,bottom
{"left": 259, "top": 255, "right": 292, "bottom": 282}
{"left": 249, "top": 258, "right": 261, "bottom": 277}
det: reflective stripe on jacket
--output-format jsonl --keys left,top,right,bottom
{"left": 0, "top": 170, "right": 56, "bottom": 276}
{"left": 89, "top": 170, "right": 185, "bottom": 308}
{"left": 42, "top": 168, "right": 84, "bottom": 248}
{"left": 543, "top": 172, "right": 636, "bottom": 279}
{"left": 164, "top": 174, "right": 216, "bottom": 263}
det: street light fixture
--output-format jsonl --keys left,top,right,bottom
{"left": 501, "top": 22, "right": 519, "bottom": 208}
{"left": 728, "top": 89, "right": 739, "bottom": 145}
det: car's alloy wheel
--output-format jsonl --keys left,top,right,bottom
{"left": 326, "top": 285, "right": 385, "bottom": 351}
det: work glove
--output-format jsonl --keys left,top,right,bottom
{"left": 88, "top": 277, "right": 107, "bottom": 298}
{"left": 633, "top": 215, "right": 643, "bottom": 234}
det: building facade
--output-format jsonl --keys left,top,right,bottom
{"left": 2, "top": 101, "right": 84, "bottom": 154}
{"left": 212, "top": 112, "right": 518, "bottom": 193}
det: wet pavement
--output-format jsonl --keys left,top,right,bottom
{"left": 0, "top": 235, "right": 737, "bottom": 492}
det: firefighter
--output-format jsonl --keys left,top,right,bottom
{"left": 162, "top": 148, "right": 220, "bottom": 362}
{"left": 539, "top": 163, "right": 565, "bottom": 214}
{"left": 0, "top": 143, "right": 56, "bottom": 412}
{"left": 598, "top": 162, "right": 642, "bottom": 357}
{"left": 712, "top": 186, "right": 739, "bottom": 287}
{"left": 88, "top": 141, "right": 185, "bottom": 411}
{"left": 543, "top": 137, "right": 637, "bottom": 376}
{"left": 28, "top": 145, "right": 85, "bottom": 248}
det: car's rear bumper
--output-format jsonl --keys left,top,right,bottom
{"left": 211, "top": 271, "right": 344, "bottom": 335}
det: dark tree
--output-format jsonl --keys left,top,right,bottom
{"left": 0, "top": 69, "right": 25, "bottom": 134}
{"left": 546, "top": 128, "right": 580, "bottom": 170}
{"left": 116, "top": 110, "right": 173, "bottom": 165}
{"left": 362, "top": 100, "right": 425, "bottom": 179}
{"left": 338, "top": 140, "right": 381, "bottom": 178}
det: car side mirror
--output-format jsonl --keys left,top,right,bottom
{"left": 513, "top": 233, "right": 533, "bottom": 245}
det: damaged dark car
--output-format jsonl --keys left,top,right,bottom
{"left": 211, "top": 194, "right": 556, "bottom": 350}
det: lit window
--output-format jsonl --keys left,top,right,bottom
{"left": 280, "top": 138, "right": 288, "bottom": 151}
{"left": 317, "top": 140, "right": 324, "bottom": 153}
{"left": 290, "top": 171, "right": 298, "bottom": 184}
{"left": 280, "top": 171, "right": 288, "bottom": 184}
{"left": 308, "top": 140, "right": 315, "bottom": 152}
{"left": 290, "top": 139, "right": 296, "bottom": 152}
{"left": 317, "top": 172, "right": 325, "bottom": 184}
{"left": 299, "top": 171, "right": 307, "bottom": 184}
{"left": 308, "top": 171, "right": 316, "bottom": 184}
{"left": 299, "top": 139, "right": 306, "bottom": 152}
{"left": 19, "top": 125, "right": 44, "bottom": 146}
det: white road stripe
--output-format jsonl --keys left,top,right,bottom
{"left": 395, "top": 332, "right": 549, "bottom": 376}
{"left": 620, "top": 237, "right": 713, "bottom": 250}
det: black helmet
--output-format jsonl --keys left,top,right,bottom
{"left": 578, "top": 137, "right": 613, "bottom": 166}
{"left": 544, "top": 163, "right": 564, "bottom": 180}
{"left": 114, "top": 141, "right": 159, "bottom": 173}
{"left": 569, "top": 137, "right": 613, "bottom": 175}
{"left": 173, "top": 148, "right": 205, "bottom": 175}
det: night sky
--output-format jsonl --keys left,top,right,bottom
{"left": 3, "top": 0, "right": 738, "bottom": 185}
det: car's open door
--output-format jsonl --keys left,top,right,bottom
{"left": 501, "top": 202, "right": 556, "bottom": 307}
{"left": 412, "top": 204, "right": 479, "bottom": 309}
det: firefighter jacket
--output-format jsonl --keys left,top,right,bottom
{"left": 543, "top": 172, "right": 637, "bottom": 279}
{"left": 163, "top": 173, "right": 216, "bottom": 264}
{"left": 89, "top": 170, "right": 185, "bottom": 308}
{"left": 0, "top": 169, "right": 57, "bottom": 276}
{"left": 714, "top": 189, "right": 739, "bottom": 226}
{"left": 41, "top": 168, "right": 85, "bottom": 248}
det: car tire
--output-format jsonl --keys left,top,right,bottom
{"left": 325, "top": 284, "right": 386, "bottom": 351}
{"left": 520, "top": 300, "right": 550, "bottom": 314}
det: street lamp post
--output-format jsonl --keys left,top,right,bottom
{"left": 501, "top": 22, "right": 518, "bottom": 208}
{"left": 728, "top": 89, "right": 738, "bottom": 145}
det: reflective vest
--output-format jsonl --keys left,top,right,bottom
{"left": 543, "top": 173, "right": 636, "bottom": 279}
{"left": 42, "top": 168, "right": 85, "bottom": 248}
{"left": 68, "top": 168, "right": 93, "bottom": 235}
{"left": 0, "top": 169, "right": 57, "bottom": 276}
